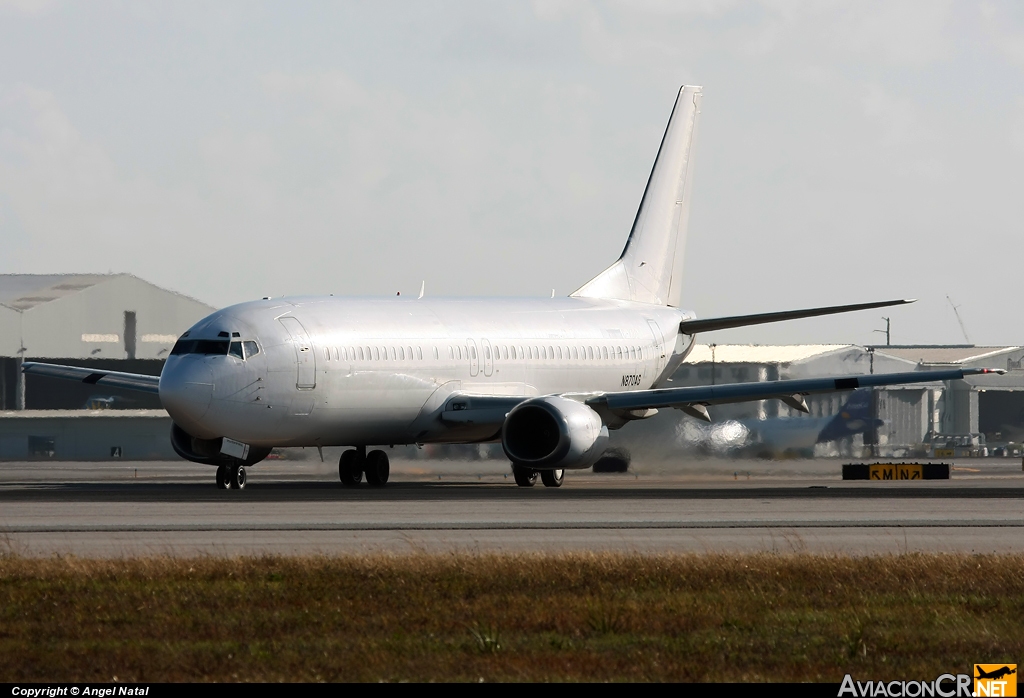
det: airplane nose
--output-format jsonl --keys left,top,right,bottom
{"left": 159, "top": 358, "right": 215, "bottom": 433}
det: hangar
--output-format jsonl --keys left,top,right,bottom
{"left": 0, "top": 274, "right": 215, "bottom": 410}
{"left": 672, "top": 343, "right": 1024, "bottom": 455}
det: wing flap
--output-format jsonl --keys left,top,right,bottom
{"left": 587, "top": 368, "right": 1003, "bottom": 413}
{"left": 22, "top": 362, "right": 161, "bottom": 395}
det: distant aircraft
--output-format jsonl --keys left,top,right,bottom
{"left": 700, "top": 389, "right": 882, "bottom": 457}
{"left": 23, "top": 86, "right": 1003, "bottom": 490}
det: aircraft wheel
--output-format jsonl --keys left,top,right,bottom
{"left": 231, "top": 464, "right": 246, "bottom": 490}
{"left": 364, "top": 449, "right": 390, "bottom": 487}
{"left": 512, "top": 464, "right": 537, "bottom": 487}
{"left": 540, "top": 469, "right": 564, "bottom": 488}
{"left": 339, "top": 450, "right": 363, "bottom": 486}
{"left": 216, "top": 465, "right": 231, "bottom": 490}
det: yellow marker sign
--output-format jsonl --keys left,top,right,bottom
{"left": 869, "top": 464, "right": 923, "bottom": 480}
{"left": 975, "top": 664, "right": 1017, "bottom": 697}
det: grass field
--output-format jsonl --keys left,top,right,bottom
{"left": 1, "top": 552, "right": 1021, "bottom": 682}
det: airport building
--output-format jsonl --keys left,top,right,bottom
{"left": 0, "top": 274, "right": 215, "bottom": 410}
{"left": 675, "top": 344, "right": 1024, "bottom": 455}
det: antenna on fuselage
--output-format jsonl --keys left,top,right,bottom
{"left": 551, "top": 289, "right": 555, "bottom": 298}
{"left": 418, "top": 281, "right": 425, "bottom": 299}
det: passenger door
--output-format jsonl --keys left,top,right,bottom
{"left": 481, "top": 339, "right": 493, "bottom": 377}
{"left": 279, "top": 317, "right": 316, "bottom": 389}
{"left": 467, "top": 339, "right": 479, "bottom": 377}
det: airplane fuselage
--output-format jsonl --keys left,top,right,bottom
{"left": 159, "top": 296, "right": 696, "bottom": 448}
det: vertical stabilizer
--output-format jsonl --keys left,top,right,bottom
{"left": 572, "top": 85, "right": 701, "bottom": 307}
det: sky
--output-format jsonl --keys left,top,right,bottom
{"left": 0, "top": 1, "right": 1022, "bottom": 346}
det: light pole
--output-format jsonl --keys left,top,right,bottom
{"left": 873, "top": 317, "right": 891, "bottom": 347}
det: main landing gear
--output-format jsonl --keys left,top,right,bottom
{"left": 512, "top": 464, "right": 563, "bottom": 488}
{"left": 339, "top": 447, "right": 390, "bottom": 487}
{"left": 216, "top": 464, "right": 246, "bottom": 490}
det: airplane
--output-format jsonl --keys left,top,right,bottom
{"left": 696, "top": 388, "right": 883, "bottom": 458}
{"left": 976, "top": 666, "right": 1016, "bottom": 681}
{"left": 22, "top": 85, "right": 1004, "bottom": 490}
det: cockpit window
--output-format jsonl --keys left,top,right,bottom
{"left": 170, "top": 339, "right": 230, "bottom": 356}
{"left": 228, "top": 341, "right": 244, "bottom": 359}
{"left": 243, "top": 341, "right": 260, "bottom": 359}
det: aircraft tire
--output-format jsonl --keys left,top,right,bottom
{"left": 216, "top": 465, "right": 231, "bottom": 490}
{"left": 512, "top": 464, "right": 538, "bottom": 487}
{"left": 540, "top": 469, "right": 564, "bottom": 488}
{"left": 339, "top": 450, "right": 363, "bottom": 486}
{"left": 231, "top": 465, "right": 246, "bottom": 490}
{"left": 364, "top": 449, "right": 390, "bottom": 487}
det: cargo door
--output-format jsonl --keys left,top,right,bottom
{"left": 279, "top": 317, "right": 316, "bottom": 389}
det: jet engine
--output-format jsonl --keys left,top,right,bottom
{"left": 170, "top": 422, "right": 271, "bottom": 467}
{"left": 501, "top": 396, "right": 609, "bottom": 470}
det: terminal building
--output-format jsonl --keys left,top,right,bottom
{"left": 0, "top": 274, "right": 215, "bottom": 411}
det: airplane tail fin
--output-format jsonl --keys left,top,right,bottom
{"left": 816, "top": 389, "right": 882, "bottom": 444}
{"left": 572, "top": 85, "right": 702, "bottom": 307}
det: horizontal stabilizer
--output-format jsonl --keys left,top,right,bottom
{"left": 587, "top": 367, "right": 1004, "bottom": 414}
{"left": 22, "top": 362, "right": 161, "bottom": 395}
{"left": 679, "top": 299, "right": 914, "bottom": 335}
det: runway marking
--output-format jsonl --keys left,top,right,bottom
{"left": 5, "top": 520, "right": 1024, "bottom": 532}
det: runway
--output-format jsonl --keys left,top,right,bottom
{"left": 2, "top": 457, "right": 1023, "bottom": 557}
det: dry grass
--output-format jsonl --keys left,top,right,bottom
{"left": 1, "top": 552, "right": 1022, "bottom": 682}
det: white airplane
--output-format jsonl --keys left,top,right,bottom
{"left": 23, "top": 86, "right": 1003, "bottom": 490}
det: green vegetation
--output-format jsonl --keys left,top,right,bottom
{"left": 1, "top": 553, "right": 1021, "bottom": 682}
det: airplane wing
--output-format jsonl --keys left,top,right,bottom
{"left": 679, "top": 299, "right": 913, "bottom": 334}
{"left": 21, "top": 362, "right": 161, "bottom": 395}
{"left": 586, "top": 367, "right": 1003, "bottom": 420}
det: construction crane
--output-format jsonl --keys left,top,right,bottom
{"left": 946, "top": 295, "right": 971, "bottom": 344}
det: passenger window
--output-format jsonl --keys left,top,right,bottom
{"left": 399, "top": 346, "right": 405, "bottom": 360}
{"left": 324, "top": 348, "right": 330, "bottom": 361}
{"left": 484, "top": 346, "right": 490, "bottom": 360}
{"left": 417, "top": 346, "right": 423, "bottom": 360}
{"left": 587, "top": 347, "right": 594, "bottom": 360}
{"left": 572, "top": 346, "right": 578, "bottom": 360}
{"left": 372, "top": 347, "right": 380, "bottom": 361}
{"left": 457, "top": 346, "right": 463, "bottom": 360}
{"left": 433, "top": 346, "right": 438, "bottom": 360}
{"left": 229, "top": 341, "right": 244, "bottom": 359}
{"left": 382, "top": 346, "right": 389, "bottom": 360}
{"left": 408, "top": 346, "right": 414, "bottom": 360}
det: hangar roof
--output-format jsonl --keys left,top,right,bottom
{"left": 0, "top": 274, "right": 210, "bottom": 312}
{"left": 684, "top": 344, "right": 852, "bottom": 364}
{"left": 871, "top": 345, "right": 1022, "bottom": 365}
{"left": 0, "top": 274, "right": 111, "bottom": 311}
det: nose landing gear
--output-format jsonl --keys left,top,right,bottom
{"left": 215, "top": 464, "right": 246, "bottom": 490}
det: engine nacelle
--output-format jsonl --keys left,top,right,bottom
{"left": 501, "top": 396, "right": 609, "bottom": 470}
{"left": 170, "top": 422, "right": 271, "bottom": 467}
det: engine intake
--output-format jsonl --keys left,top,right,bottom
{"left": 502, "top": 396, "right": 608, "bottom": 470}
{"left": 170, "top": 422, "right": 271, "bottom": 467}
